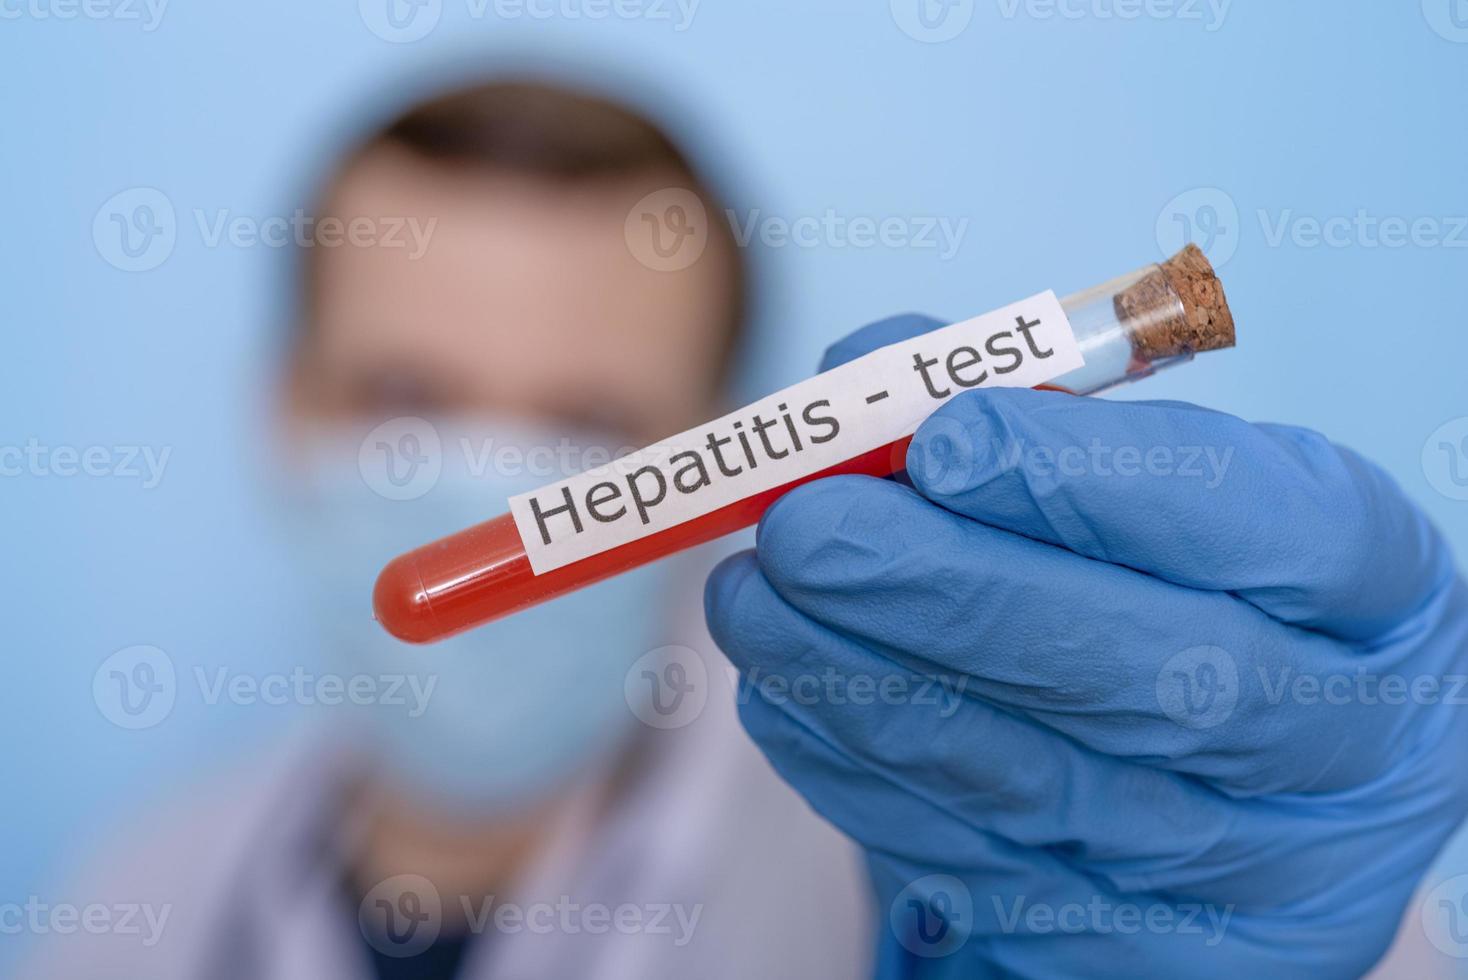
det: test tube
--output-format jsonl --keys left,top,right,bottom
{"left": 374, "top": 244, "right": 1235, "bottom": 643}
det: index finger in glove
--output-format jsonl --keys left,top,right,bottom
{"left": 905, "top": 388, "right": 1454, "bottom": 644}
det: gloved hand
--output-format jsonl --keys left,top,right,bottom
{"left": 704, "top": 314, "right": 1468, "bottom": 979}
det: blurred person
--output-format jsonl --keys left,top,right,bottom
{"left": 24, "top": 74, "right": 1467, "bottom": 980}
{"left": 21, "top": 80, "right": 872, "bottom": 980}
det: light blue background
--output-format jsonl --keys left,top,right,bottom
{"left": 4, "top": 1, "right": 1466, "bottom": 971}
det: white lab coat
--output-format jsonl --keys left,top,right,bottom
{"left": 18, "top": 583, "right": 1450, "bottom": 979}
{"left": 19, "top": 590, "right": 875, "bottom": 980}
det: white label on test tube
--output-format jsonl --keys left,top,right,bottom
{"left": 510, "top": 291, "right": 1083, "bottom": 574}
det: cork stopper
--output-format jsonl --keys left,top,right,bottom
{"left": 1114, "top": 243, "right": 1236, "bottom": 361}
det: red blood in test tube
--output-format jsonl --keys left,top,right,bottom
{"left": 375, "top": 384, "right": 1078, "bottom": 643}
{"left": 376, "top": 247, "right": 1239, "bottom": 641}
{"left": 373, "top": 435, "right": 917, "bottom": 643}
{"left": 379, "top": 251, "right": 1236, "bottom": 638}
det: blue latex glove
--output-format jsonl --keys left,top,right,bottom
{"left": 704, "top": 314, "right": 1468, "bottom": 978}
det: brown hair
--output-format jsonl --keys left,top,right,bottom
{"left": 300, "top": 79, "right": 747, "bottom": 374}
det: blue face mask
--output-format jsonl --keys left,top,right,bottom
{"left": 286, "top": 418, "right": 667, "bottom": 816}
